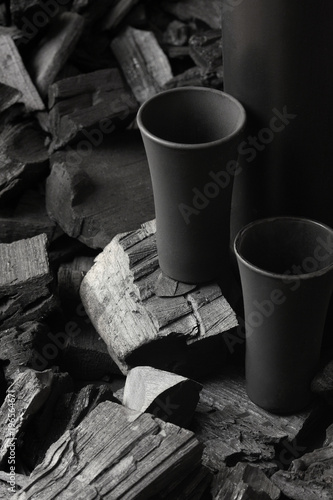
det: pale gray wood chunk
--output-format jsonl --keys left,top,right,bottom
{"left": 123, "top": 365, "right": 202, "bottom": 427}
{"left": 14, "top": 400, "right": 203, "bottom": 499}
{"left": 0, "top": 35, "right": 44, "bottom": 112}
{"left": 111, "top": 26, "right": 173, "bottom": 103}
{"left": 0, "top": 234, "right": 56, "bottom": 331}
{"left": 80, "top": 220, "right": 238, "bottom": 374}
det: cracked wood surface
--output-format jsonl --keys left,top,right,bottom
{"left": 14, "top": 401, "right": 203, "bottom": 499}
{"left": 80, "top": 220, "right": 238, "bottom": 375}
{"left": 0, "top": 234, "right": 57, "bottom": 331}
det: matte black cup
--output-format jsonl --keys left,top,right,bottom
{"left": 234, "top": 217, "right": 333, "bottom": 414}
{"left": 137, "top": 86, "right": 246, "bottom": 284}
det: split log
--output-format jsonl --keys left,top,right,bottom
{"left": 28, "top": 12, "right": 85, "bottom": 97}
{"left": 0, "top": 120, "right": 49, "bottom": 205}
{"left": 0, "top": 234, "right": 57, "bottom": 331}
{"left": 272, "top": 422, "right": 333, "bottom": 500}
{"left": 21, "top": 378, "right": 117, "bottom": 468}
{"left": 123, "top": 365, "right": 202, "bottom": 427}
{"left": 80, "top": 220, "right": 238, "bottom": 375}
{"left": 0, "top": 189, "right": 58, "bottom": 244}
{"left": 161, "top": 0, "right": 222, "bottom": 30}
{"left": 15, "top": 400, "right": 203, "bottom": 499}
{"left": 0, "top": 322, "right": 51, "bottom": 381}
{"left": 48, "top": 68, "right": 138, "bottom": 151}
{"left": 0, "top": 368, "right": 53, "bottom": 465}
{"left": 45, "top": 130, "right": 155, "bottom": 248}
{"left": 193, "top": 366, "right": 324, "bottom": 470}
{"left": 0, "top": 34, "right": 44, "bottom": 112}
{"left": 111, "top": 26, "right": 173, "bottom": 103}
{"left": 311, "top": 359, "right": 333, "bottom": 406}
{"left": 101, "top": 0, "right": 140, "bottom": 30}
{"left": 212, "top": 462, "right": 281, "bottom": 500}
{"left": 189, "top": 29, "right": 223, "bottom": 72}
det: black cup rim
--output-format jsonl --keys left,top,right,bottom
{"left": 234, "top": 216, "right": 333, "bottom": 280}
{"left": 136, "top": 86, "right": 246, "bottom": 150}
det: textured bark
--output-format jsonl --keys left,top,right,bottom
{"left": 28, "top": 12, "right": 85, "bottom": 97}
{"left": 272, "top": 423, "right": 333, "bottom": 500}
{"left": 0, "top": 368, "right": 54, "bottom": 465}
{"left": 48, "top": 68, "right": 137, "bottom": 151}
{"left": 0, "top": 321, "right": 50, "bottom": 381}
{"left": 111, "top": 26, "right": 173, "bottom": 102}
{"left": 0, "top": 234, "right": 56, "bottom": 331}
{"left": 45, "top": 130, "right": 155, "bottom": 248}
{"left": 0, "top": 35, "right": 44, "bottom": 112}
{"left": 0, "top": 120, "right": 49, "bottom": 205}
{"left": 15, "top": 400, "right": 203, "bottom": 499}
{"left": 21, "top": 377, "right": 117, "bottom": 469}
{"left": 189, "top": 29, "right": 223, "bottom": 72}
{"left": 80, "top": 220, "right": 238, "bottom": 375}
{"left": 212, "top": 462, "right": 281, "bottom": 500}
{"left": 193, "top": 366, "right": 323, "bottom": 470}
{"left": 123, "top": 365, "right": 202, "bottom": 427}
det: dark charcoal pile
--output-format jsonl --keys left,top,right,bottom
{"left": 0, "top": 1, "right": 333, "bottom": 499}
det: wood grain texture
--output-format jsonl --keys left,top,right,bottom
{"left": 0, "top": 35, "right": 44, "bottom": 112}
{"left": 193, "top": 366, "right": 322, "bottom": 470}
{"left": 272, "top": 423, "right": 333, "bottom": 500}
{"left": 0, "top": 368, "right": 54, "bottom": 464}
{"left": 80, "top": 220, "right": 238, "bottom": 374}
{"left": 14, "top": 400, "right": 203, "bottom": 499}
{"left": 48, "top": 68, "right": 138, "bottom": 151}
{"left": 0, "top": 321, "right": 50, "bottom": 381}
{"left": 0, "top": 120, "right": 49, "bottom": 205}
{"left": 45, "top": 130, "right": 155, "bottom": 248}
{"left": 0, "top": 234, "right": 56, "bottom": 331}
{"left": 212, "top": 462, "right": 281, "bottom": 500}
{"left": 111, "top": 26, "right": 173, "bottom": 103}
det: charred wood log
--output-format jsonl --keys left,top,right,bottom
{"left": 80, "top": 220, "right": 238, "bottom": 375}
{"left": 15, "top": 400, "right": 203, "bottom": 499}
{"left": 0, "top": 234, "right": 57, "bottom": 331}
{"left": 45, "top": 130, "right": 155, "bottom": 248}
{"left": 111, "top": 26, "right": 173, "bottom": 102}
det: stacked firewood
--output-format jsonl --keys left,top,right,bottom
{"left": 0, "top": 0, "right": 333, "bottom": 498}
